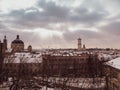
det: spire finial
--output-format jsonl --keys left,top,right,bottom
{"left": 17, "top": 35, "right": 19, "bottom": 39}
{"left": 78, "top": 38, "right": 81, "bottom": 40}
{"left": 4, "top": 35, "right": 6, "bottom": 39}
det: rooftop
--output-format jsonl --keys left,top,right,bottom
{"left": 106, "top": 57, "right": 120, "bottom": 70}
{"left": 11, "top": 35, "right": 24, "bottom": 44}
{"left": 4, "top": 52, "right": 42, "bottom": 63}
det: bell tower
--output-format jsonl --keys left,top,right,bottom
{"left": 78, "top": 38, "right": 82, "bottom": 50}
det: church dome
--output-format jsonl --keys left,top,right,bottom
{"left": 12, "top": 35, "right": 24, "bottom": 44}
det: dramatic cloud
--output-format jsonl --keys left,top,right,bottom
{"left": 100, "top": 21, "right": 120, "bottom": 35}
{"left": 0, "top": 0, "right": 120, "bottom": 49}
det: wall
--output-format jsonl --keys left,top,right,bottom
{"left": 104, "top": 65, "right": 120, "bottom": 90}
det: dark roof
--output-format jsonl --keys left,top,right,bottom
{"left": 11, "top": 35, "right": 24, "bottom": 44}
{"left": 12, "top": 39, "right": 24, "bottom": 44}
{"left": 28, "top": 45, "right": 32, "bottom": 47}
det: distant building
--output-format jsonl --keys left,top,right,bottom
{"left": 11, "top": 35, "right": 24, "bottom": 53}
{"left": 77, "top": 38, "right": 86, "bottom": 51}
{"left": 0, "top": 35, "right": 33, "bottom": 54}
{"left": 42, "top": 53, "right": 89, "bottom": 77}
{"left": 78, "top": 38, "right": 82, "bottom": 50}
{"left": 83, "top": 44, "right": 86, "bottom": 51}
{"left": 28, "top": 45, "right": 32, "bottom": 52}
{"left": 3, "top": 52, "right": 42, "bottom": 77}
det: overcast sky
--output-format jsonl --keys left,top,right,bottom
{"left": 0, "top": 0, "right": 120, "bottom": 49}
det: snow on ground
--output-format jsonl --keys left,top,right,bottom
{"left": 42, "top": 49, "right": 89, "bottom": 56}
{"left": 34, "top": 77, "right": 105, "bottom": 89}
{"left": 41, "top": 86, "right": 54, "bottom": 90}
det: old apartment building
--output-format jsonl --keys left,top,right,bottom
{"left": 105, "top": 57, "right": 120, "bottom": 90}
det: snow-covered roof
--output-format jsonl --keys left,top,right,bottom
{"left": 42, "top": 50, "right": 88, "bottom": 56}
{"left": 4, "top": 52, "right": 42, "bottom": 63}
{"left": 5, "top": 48, "right": 12, "bottom": 53}
{"left": 98, "top": 53, "right": 113, "bottom": 61}
{"left": 34, "top": 77, "right": 105, "bottom": 89}
{"left": 106, "top": 57, "right": 120, "bottom": 70}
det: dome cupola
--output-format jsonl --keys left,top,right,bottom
{"left": 12, "top": 35, "right": 24, "bottom": 44}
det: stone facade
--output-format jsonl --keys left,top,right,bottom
{"left": 42, "top": 53, "right": 101, "bottom": 77}
{"left": 11, "top": 44, "right": 24, "bottom": 52}
{"left": 105, "top": 65, "right": 120, "bottom": 90}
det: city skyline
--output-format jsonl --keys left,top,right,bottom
{"left": 0, "top": 0, "right": 120, "bottom": 49}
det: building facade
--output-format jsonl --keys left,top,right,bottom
{"left": 77, "top": 38, "right": 86, "bottom": 51}
{"left": 3, "top": 52, "right": 42, "bottom": 78}
{"left": 78, "top": 38, "right": 82, "bottom": 50}
{"left": 105, "top": 57, "right": 120, "bottom": 90}
{"left": 42, "top": 53, "right": 102, "bottom": 77}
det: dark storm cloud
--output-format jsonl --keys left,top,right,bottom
{"left": 69, "top": 0, "right": 108, "bottom": 25}
{"left": 1, "top": 0, "right": 108, "bottom": 30}
{"left": 37, "top": 0, "right": 69, "bottom": 19}
{"left": 100, "top": 21, "right": 120, "bottom": 35}
{"left": 69, "top": 9, "right": 107, "bottom": 25}
{"left": 1, "top": 0, "right": 70, "bottom": 29}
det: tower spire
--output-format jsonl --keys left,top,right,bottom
{"left": 3, "top": 35, "right": 7, "bottom": 50}
{"left": 16, "top": 35, "right": 20, "bottom": 39}
{"left": 4, "top": 36, "right": 6, "bottom": 39}
{"left": 78, "top": 38, "right": 82, "bottom": 50}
